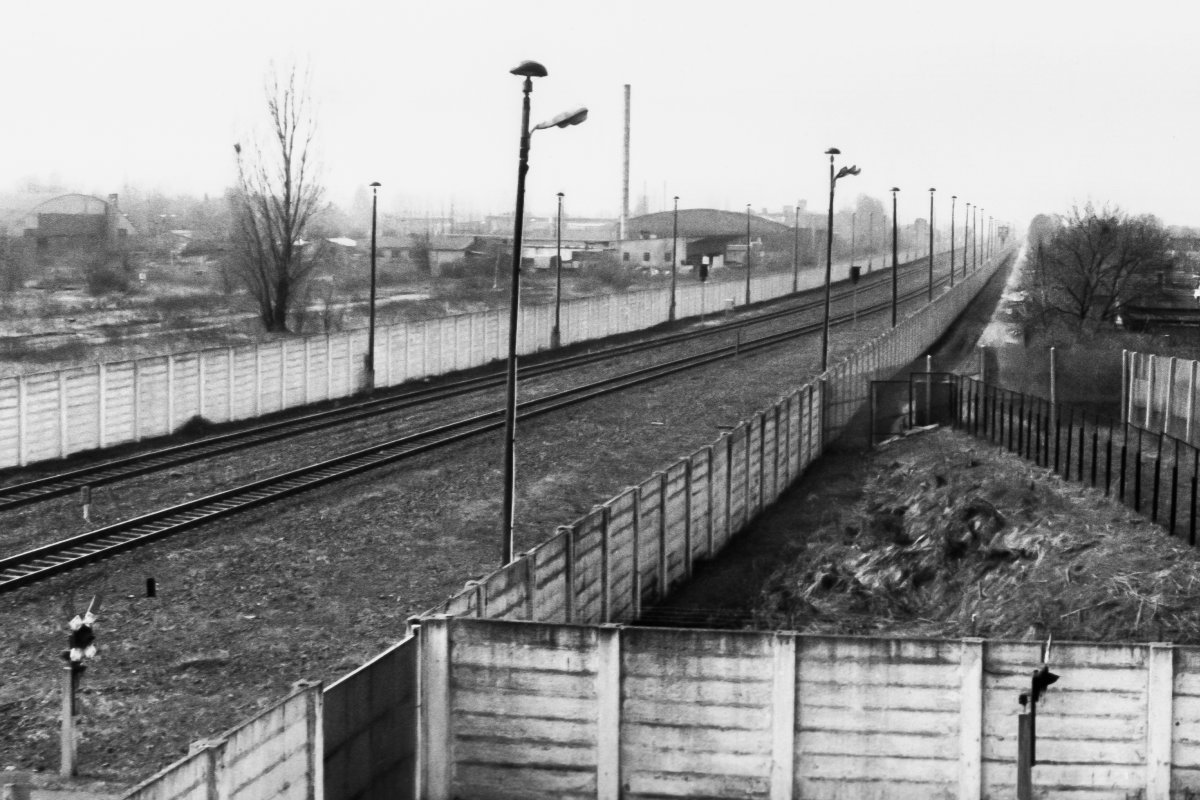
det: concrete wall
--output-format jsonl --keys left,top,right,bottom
{"left": 420, "top": 617, "right": 1200, "bottom": 800}
{"left": 1127, "top": 350, "right": 1200, "bottom": 445}
{"left": 121, "top": 683, "right": 321, "bottom": 800}
{"left": 0, "top": 251, "right": 897, "bottom": 469}
{"left": 124, "top": 252, "right": 1007, "bottom": 800}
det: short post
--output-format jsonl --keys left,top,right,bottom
{"left": 1049, "top": 347, "right": 1057, "bottom": 433}
{"left": 1016, "top": 711, "right": 1032, "bottom": 800}
{"left": 60, "top": 666, "right": 77, "bottom": 777}
{"left": 977, "top": 345, "right": 987, "bottom": 383}
{"left": 80, "top": 486, "right": 91, "bottom": 523}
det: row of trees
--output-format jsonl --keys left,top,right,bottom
{"left": 1020, "top": 204, "right": 1174, "bottom": 329}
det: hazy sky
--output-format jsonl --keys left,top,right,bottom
{"left": 3, "top": 0, "right": 1197, "bottom": 229}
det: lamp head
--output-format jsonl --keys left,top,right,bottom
{"left": 370, "top": 181, "right": 381, "bottom": 188}
{"left": 836, "top": 165, "right": 861, "bottom": 180}
{"left": 890, "top": 186, "right": 900, "bottom": 193}
{"left": 825, "top": 147, "right": 841, "bottom": 155}
{"left": 929, "top": 187, "right": 936, "bottom": 193}
{"left": 533, "top": 106, "right": 588, "bottom": 130}
{"left": 510, "top": 60, "right": 548, "bottom": 78}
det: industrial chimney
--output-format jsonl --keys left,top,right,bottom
{"left": 620, "top": 84, "right": 630, "bottom": 244}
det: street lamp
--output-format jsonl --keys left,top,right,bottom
{"left": 745, "top": 204, "right": 752, "bottom": 305}
{"left": 822, "top": 148, "right": 860, "bottom": 372}
{"left": 973, "top": 206, "right": 979, "bottom": 271}
{"left": 964, "top": 202, "right": 971, "bottom": 274}
{"left": 868, "top": 210, "right": 875, "bottom": 272}
{"left": 890, "top": 187, "right": 900, "bottom": 327}
{"left": 366, "top": 181, "right": 381, "bottom": 390}
{"left": 927, "top": 188, "right": 935, "bottom": 302}
{"left": 950, "top": 195, "right": 957, "bottom": 288}
{"left": 670, "top": 195, "right": 679, "bottom": 321}
{"left": 552, "top": 191, "right": 564, "bottom": 348}
{"left": 501, "top": 59, "right": 587, "bottom": 566}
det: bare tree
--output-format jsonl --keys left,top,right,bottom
{"left": 1021, "top": 204, "right": 1172, "bottom": 326}
{"left": 231, "top": 67, "right": 325, "bottom": 332}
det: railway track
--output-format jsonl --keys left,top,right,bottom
{"left": 0, "top": 258, "right": 938, "bottom": 513}
{"left": 0, "top": 285, "right": 927, "bottom": 594}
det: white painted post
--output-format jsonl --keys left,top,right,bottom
{"left": 628, "top": 495, "right": 639, "bottom": 621}
{"left": 97, "top": 364, "right": 107, "bottom": 450}
{"left": 325, "top": 336, "right": 333, "bottom": 400}
{"left": 595, "top": 624, "right": 622, "bottom": 800}
{"left": 419, "top": 615, "right": 451, "bottom": 800}
{"left": 1189, "top": 360, "right": 1198, "bottom": 445}
{"left": 254, "top": 345, "right": 262, "bottom": 417}
{"left": 58, "top": 372, "right": 68, "bottom": 458}
{"left": 196, "top": 352, "right": 206, "bottom": 422}
{"left": 1121, "top": 350, "right": 1129, "bottom": 425}
{"left": 1049, "top": 347, "right": 1057, "bottom": 434}
{"left": 769, "top": 632, "right": 796, "bottom": 800}
{"left": 344, "top": 332, "right": 352, "bottom": 395}
{"left": 657, "top": 471, "right": 668, "bottom": 599}
{"left": 1146, "top": 354, "right": 1156, "bottom": 428}
{"left": 166, "top": 356, "right": 175, "bottom": 434}
{"left": 1166, "top": 358, "right": 1178, "bottom": 438}
{"left": 278, "top": 340, "right": 286, "bottom": 410}
{"left": 1146, "top": 643, "right": 1174, "bottom": 800}
{"left": 524, "top": 553, "right": 537, "bottom": 621}
{"left": 385, "top": 326, "right": 393, "bottom": 387}
{"left": 16, "top": 375, "right": 27, "bottom": 467}
{"left": 561, "top": 525, "right": 576, "bottom": 624}
{"left": 132, "top": 360, "right": 141, "bottom": 442}
{"left": 959, "top": 638, "right": 984, "bottom": 800}
{"left": 303, "top": 338, "right": 311, "bottom": 404}
{"left": 224, "top": 350, "right": 232, "bottom": 424}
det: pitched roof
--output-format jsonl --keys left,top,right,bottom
{"left": 627, "top": 208, "right": 793, "bottom": 239}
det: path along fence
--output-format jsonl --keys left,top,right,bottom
{"left": 120, "top": 252, "right": 1007, "bottom": 800}
{"left": 0, "top": 254, "right": 930, "bottom": 470}
{"left": 957, "top": 376, "right": 1200, "bottom": 544}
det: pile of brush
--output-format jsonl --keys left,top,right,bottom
{"left": 754, "top": 431, "right": 1200, "bottom": 643}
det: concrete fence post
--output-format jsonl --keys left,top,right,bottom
{"left": 1189, "top": 359, "right": 1198, "bottom": 445}
{"left": 223, "top": 350, "right": 233, "bottom": 422}
{"left": 705, "top": 445, "right": 716, "bottom": 558}
{"left": 304, "top": 683, "right": 324, "bottom": 800}
{"left": 560, "top": 526, "right": 576, "bottom": 623}
{"left": 1146, "top": 354, "right": 1156, "bottom": 429}
{"left": 769, "top": 632, "right": 797, "bottom": 800}
{"left": 1166, "top": 358, "right": 1178, "bottom": 438}
{"left": 627, "top": 494, "right": 640, "bottom": 621}
{"left": 15, "top": 375, "right": 26, "bottom": 467}
{"left": 683, "top": 458, "right": 694, "bottom": 579}
{"left": 166, "top": 356, "right": 175, "bottom": 436}
{"left": 1146, "top": 643, "right": 1174, "bottom": 800}
{"left": 1121, "top": 349, "right": 1129, "bottom": 426}
{"left": 97, "top": 364, "right": 107, "bottom": 450}
{"left": 656, "top": 471, "right": 668, "bottom": 600}
{"left": 419, "top": 616, "right": 451, "bottom": 800}
{"left": 601, "top": 504, "right": 614, "bottom": 622}
{"left": 524, "top": 552, "right": 537, "bottom": 621}
{"left": 958, "top": 638, "right": 984, "bottom": 800}
{"left": 595, "top": 624, "right": 622, "bottom": 800}
{"left": 58, "top": 372, "right": 68, "bottom": 458}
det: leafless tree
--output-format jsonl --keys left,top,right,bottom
{"left": 1021, "top": 204, "right": 1172, "bottom": 326}
{"left": 231, "top": 67, "right": 325, "bottom": 332}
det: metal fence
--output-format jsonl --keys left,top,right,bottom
{"left": 957, "top": 377, "right": 1200, "bottom": 543}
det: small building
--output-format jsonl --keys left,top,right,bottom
{"left": 620, "top": 209, "right": 790, "bottom": 271}
{"left": 1, "top": 192, "right": 136, "bottom": 286}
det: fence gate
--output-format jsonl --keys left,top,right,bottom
{"left": 870, "top": 372, "right": 958, "bottom": 445}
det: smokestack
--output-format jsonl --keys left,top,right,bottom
{"left": 620, "top": 84, "right": 630, "bottom": 243}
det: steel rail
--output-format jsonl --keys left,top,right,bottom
{"left": 0, "top": 259, "right": 936, "bottom": 512}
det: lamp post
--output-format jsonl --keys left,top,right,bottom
{"left": 964, "top": 202, "right": 971, "bottom": 274}
{"left": 850, "top": 211, "right": 857, "bottom": 271}
{"left": 950, "top": 195, "right": 957, "bottom": 288}
{"left": 973, "top": 206, "right": 979, "bottom": 271}
{"left": 927, "top": 188, "right": 935, "bottom": 302}
{"left": 500, "top": 59, "right": 587, "bottom": 566}
{"left": 366, "top": 181, "right": 381, "bottom": 390}
{"left": 745, "top": 204, "right": 752, "bottom": 305}
{"left": 670, "top": 195, "right": 679, "bottom": 321}
{"left": 891, "top": 187, "right": 900, "bottom": 327}
{"left": 552, "top": 191, "right": 564, "bottom": 348}
{"left": 822, "top": 148, "right": 860, "bottom": 371}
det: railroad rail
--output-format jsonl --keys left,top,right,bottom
{"left": 0, "top": 259, "right": 935, "bottom": 512}
{"left": 0, "top": 285, "right": 927, "bottom": 594}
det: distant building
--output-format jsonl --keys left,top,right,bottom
{"left": 620, "top": 209, "right": 796, "bottom": 271}
{"left": 1, "top": 192, "right": 136, "bottom": 286}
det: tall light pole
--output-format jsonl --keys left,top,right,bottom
{"left": 366, "top": 181, "right": 381, "bottom": 390}
{"left": 744, "top": 204, "right": 752, "bottom": 305}
{"left": 670, "top": 195, "right": 679, "bottom": 321}
{"left": 964, "top": 202, "right": 971, "bottom": 274}
{"left": 552, "top": 191, "right": 564, "bottom": 348}
{"left": 822, "top": 148, "right": 860, "bottom": 371}
{"left": 973, "top": 206, "right": 979, "bottom": 271}
{"left": 850, "top": 211, "right": 857, "bottom": 270}
{"left": 500, "top": 59, "right": 587, "bottom": 565}
{"left": 950, "top": 195, "right": 957, "bottom": 288}
{"left": 927, "top": 188, "right": 935, "bottom": 302}
{"left": 891, "top": 187, "right": 900, "bottom": 327}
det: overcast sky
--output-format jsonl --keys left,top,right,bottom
{"left": 3, "top": 0, "right": 1196, "bottom": 230}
